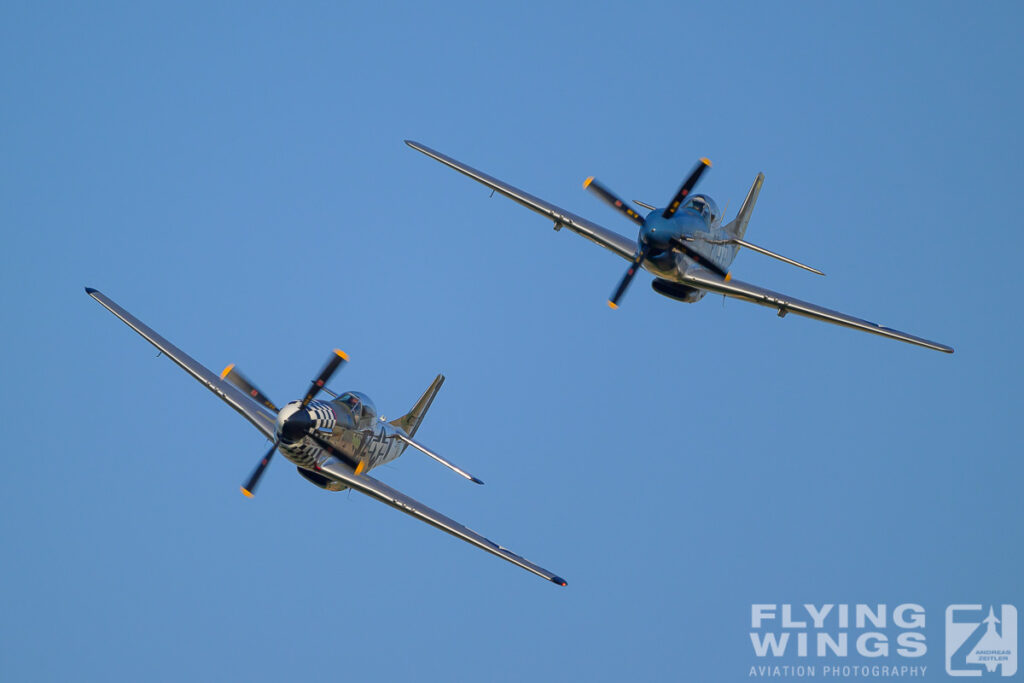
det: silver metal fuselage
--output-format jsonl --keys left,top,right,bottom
{"left": 640, "top": 206, "right": 735, "bottom": 297}
{"left": 404, "top": 139, "right": 954, "bottom": 353}
{"left": 276, "top": 397, "right": 407, "bottom": 488}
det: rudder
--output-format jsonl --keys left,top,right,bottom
{"left": 389, "top": 374, "right": 445, "bottom": 438}
{"left": 724, "top": 172, "right": 764, "bottom": 240}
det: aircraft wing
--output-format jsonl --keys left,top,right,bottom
{"left": 317, "top": 457, "right": 567, "bottom": 586}
{"left": 85, "top": 288, "right": 278, "bottom": 438}
{"left": 86, "top": 287, "right": 565, "bottom": 586}
{"left": 679, "top": 271, "right": 954, "bottom": 353}
{"left": 406, "top": 140, "right": 636, "bottom": 260}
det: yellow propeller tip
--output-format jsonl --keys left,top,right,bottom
{"left": 700, "top": 157, "right": 712, "bottom": 167}
{"left": 724, "top": 273, "right": 732, "bottom": 282}
{"left": 334, "top": 349, "right": 350, "bottom": 361}
{"left": 583, "top": 176, "right": 594, "bottom": 189}
{"left": 607, "top": 301, "right": 619, "bottom": 310}
{"left": 220, "top": 363, "right": 235, "bottom": 379}
{"left": 355, "top": 461, "right": 366, "bottom": 475}
{"left": 240, "top": 487, "right": 254, "bottom": 498}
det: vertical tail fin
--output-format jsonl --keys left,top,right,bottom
{"left": 389, "top": 374, "right": 444, "bottom": 438}
{"left": 724, "top": 172, "right": 764, "bottom": 240}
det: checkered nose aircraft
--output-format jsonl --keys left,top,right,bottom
{"left": 85, "top": 288, "right": 566, "bottom": 586}
{"left": 407, "top": 141, "right": 953, "bottom": 354}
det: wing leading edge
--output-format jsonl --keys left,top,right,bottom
{"left": 679, "top": 272, "right": 954, "bottom": 353}
{"left": 407, "top": 142, "right": 951, "bottom": 353}
{"left": 85, "top": 288, "right": 566, "bottom": 585}
{"left": 317, "top": 459, "right": 566, "bottom": 586}
{"left": 85, "top": 288, "right": 277, "bottom": 437}
{"left": 406, "top": 140, "right": 636, "bottom": 260}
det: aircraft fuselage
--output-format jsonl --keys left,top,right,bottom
{"left": 275, "top": 397, "right": 408, "bottom": 488}
{"left": 640, "top": 206, "right": 737, "bottom": 297}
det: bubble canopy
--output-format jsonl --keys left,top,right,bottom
{"left": 683, "top": 194, "right": 718, "bottom": 222}
{"left": 336, "top": 391, "right": 376, "bottom": 421}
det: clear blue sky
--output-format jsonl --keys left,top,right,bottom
{"left": 2, "top": 2, "right": 1022, "bottom": 681}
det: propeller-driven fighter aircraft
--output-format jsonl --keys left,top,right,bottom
{"left": 406, "top": 141, "right": 953, "bottom": 354}
{"left": 85, "top": 288, "right": 566, "bottom": 586}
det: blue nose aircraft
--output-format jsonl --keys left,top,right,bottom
{"left": 407, "top": 140, "right": 952, "bottom": 353}
{"left": 584, "top": 158, "right": 739, "bottom": 309}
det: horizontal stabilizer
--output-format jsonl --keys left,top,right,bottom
{"left": 394, "top": 433, "right": 484, "bottom": 485}
{"left": 732, "top": 238, "right": 824, "bottom": 276}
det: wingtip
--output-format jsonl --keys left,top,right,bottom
{"left": 551, "top": 576, "right": 568, "bottom": 587}
{"left": 471, "top": 476, "right": 485, "bottom": 485}
{"left": 84, "top": 287, "right": 97, "bottom": 295}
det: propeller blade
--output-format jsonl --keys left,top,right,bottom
{"left": 583, "top": 177, "right": 645, "bottom": 226}
{"left": 662, "top": 158, "right": 712, "bottom": 219}
{"left": 241, "top": 441, "right": 279, "bottom": 497}
{"left": 301, "top": 349, "right": 349, "bottom": 407}
{"left": 671, "top": 238, "right": 731, "bottom": 280}
{"left": 307, "top": 432, "right": 362, "bottom": 472}
{"left": 608, "top": 247, "right": 648, "bottom": 309}
{"left": 221, "top": 364, "right": 280, "bottom": 413}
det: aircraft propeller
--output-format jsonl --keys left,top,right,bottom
{"left": 221, "top": 364, "right": 279, "bottom": 413}
{"left": 582, "top": 176, "right": 645, "bottom": 226}
{"left": 301, "top": 349, "right": 348, "bottom": 407}
{"left": 241, "top": 440, "right": 280, "bottom": 498}
{"left": 663, "top": 158, "right": 712, "bottom": 219}
{"left": 226, "top": 349, "right": 350, "bottom": 497}
{"left": 307, "top": 431, "right": 364, "bottom": 474}
{"left": 668, "top": 236, "right": 731, "bottom": 280}
{"left": 607, "top": 247, "right": 648, "bottom": 310}
{"left": 583, "top": 157, "right": 728, "bottom": 309}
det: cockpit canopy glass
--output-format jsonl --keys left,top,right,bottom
{"left": 337, "top": 391, "right": 376, "bottom": 421}
{"left": 684, "top": 194, "right": 718, "bottom": 223}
